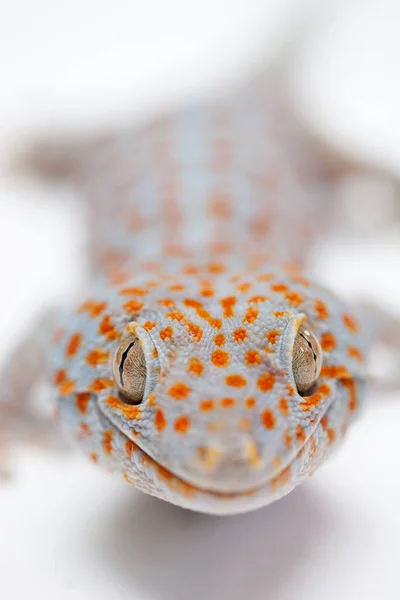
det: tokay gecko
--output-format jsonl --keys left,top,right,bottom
{"left": 1, "top": 71, "right": 399, "bottom": 515}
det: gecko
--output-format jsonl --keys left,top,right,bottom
{"left": 0, "top": 70, "right": 398, "bottom": 515}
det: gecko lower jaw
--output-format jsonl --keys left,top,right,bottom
{"left": 135, "top": 432, "right": 287, "bottom": 496}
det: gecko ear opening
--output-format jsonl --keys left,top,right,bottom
{"left": 112, "top": 337, "right": 147, "bottom": 405}
{"left": 292, "top": 324, "right": 323, "bottom": 396}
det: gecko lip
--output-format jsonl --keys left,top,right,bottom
{"left": 172, "top": 443, "right": 270, "bottom": 494}
{"left": 121, "top": 428, "right": 296, "bottom": 499}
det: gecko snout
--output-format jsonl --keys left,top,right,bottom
{"left": 178, "top": 436, "right": 266, "bottom": 494}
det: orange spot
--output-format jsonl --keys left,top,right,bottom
{"left": 327, "top": 429, "right": 336, "bottom": 443}
{"left": 342, "top": 315, "right": 360, "bottom": 333}
{"left": 258, "top": 273, "right": 274, "bottom": 282}
{"left": 159, "top": 326, "right": 173, "bottom": 341}
{"left": 266, "top": 329, "right": 281, "bottom": 344}
{"left": 105, "top": 395, "right": 142, "bottom": 420}
{"left": 279, "top": 398, "right": 289, "bottom": 417}
{"left": 246, "top": 397, "right": 256, "bottom": 409}
{"left": 274, "top": 311, "right": 290, "bottom": 319}
{"left": 237, "top": 282, "right": 252, "bottom": 293}
{"left": 167, "top": 310, "right": 186, "bottom": 323}
{"left": 257, "top": 373, "right": 276, "bottom": 393}
{"left": 245, "top": 350, "right": 262, "bottom": 367}
{"left": 77, "top": 422, "right": 91, "bottom": 438}
{"left": 212, "top": 349, "right": 230, "bottom": 368}
{"left": 98, "top": 315, "right": 121, "bottom": 341}
{"left": 187, "top": 357, "right": 204, "bottom": 377}
{"left": 200, "top": 399, "right": 215, "bottom": 412}
{"left": 174, "top": 415, "right": 191, "bottom": 434}
{"left": 247, "top": 441, "right": 261, "bottom": 466}
{"left": 221, "top": 397, "right": 236, "bottom": 408}
{"left": 183, "top": 265, "right": 199, "bottom": 276}
{"left": 271, "top": 283, "right": 289, "bottom": 293}
{"left": 197, "top": 308, "right": 222, "bottom": 329}
{"left": 208, "top": 262, "right": 226, "bottom": 274}
{"left": 315, "top": 299, "right": 329, "bottom": 320}
{"left": 76, "top": 392, "right": 91, "bottom": 415}
{"left": 186, "top": 322, "right": 203, "bottom": 342}
{"left": 296, "top": 425, "right": 306, "bottom": 444}
{"left": 89, "top": 452, "right": 98, "bottom": 463}
{"left": 239, "top": 417, "right": 251, "bottom": 432}
{"left": 143, "top": 321, "right": 157, "bottom": 331}
{"left": 86, "top": 348, "right": 109, "bottom": 367}
{"left": 342, "top": 378, "right": 358, "bottom": 412}
{"left": 233, "top": 328, "right": 247, "bottom": 343}
{"left": 147, "top": 393, "right": 156, "bottom": 406}
{"left": 65, "top": 332, "right": 82, "bottom": 358}
{"left": 321, "top": 365, "right": 350, "bottom": 379}
{"left": 157, "top": 298, "right": 176, "bottom": 309}
{"left": 214, "top": 333, "right": 226, "bottom": 347}
{"left": 123, "top": 300, "right": 144, "bottom": 314}
{"left": 88, "top": 378, "right": 115, "bottom": 393}
{"left": 220, "top": 296, "right": 236, "bottom": 318}
{"left": 168, "top": 382, "right": 191, "bottom": 400}
{"left": 225, "top": 374, "right": 247, "bottom": 388}
{"left": 54, "top": 368, "right": 67, "bottom": 386}
{"left": 208, "top": 193, "right": 231, "bottom": 218}
{"left": 58, "top": 380, "right": 75, "bottom": 395}
{"left": 243, "top": 306, "right": 259, "bottom": 324}
{"left": 261, "top": 409, "right": 276, "bottom": 429}
{"left": 154, "top": 407, "right": 167, "bottom": 431}
{"left": 348, "top": 346, "right": 364, "bottom": 362}
{"left": 248, "top": 295, "right": 268, "bottom": 304}
{"left": 103, "top": 430, "right": 114, "bottom": 455}
{"left": 300, "top": 383, "right": 331, "bottom": 410}
{"left": 200, "top": 287, "right": 215, "bottom": 298}
{"left": 78, "top": 300, "right": 108, "bottom": 317}
{"left": 169, "top": 283, "right": 185, "bottom": 292}
{"left": 119, "top": 287, "right": 149, "bottom": 296}
{"left": 321, "top": 415, "right": 328, "bottom": 430}
{"left": 285, "top": 291, "right": 304, "bottom": 307}
{"left": 321, "top": 332, "right": 337, "bottom": 352}
{"left": 284, "top": 430, "right": 292, "bottom": 448}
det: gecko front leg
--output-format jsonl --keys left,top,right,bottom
{"left": 0, "top": 308, "right": 65, "bottom": 477}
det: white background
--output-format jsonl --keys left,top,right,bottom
{"left": 1, "top": 1, "right": 400, "bottom": 599}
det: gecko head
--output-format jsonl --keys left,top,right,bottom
{"left": 53, "top": 264, "right": 367, "bottom": 507}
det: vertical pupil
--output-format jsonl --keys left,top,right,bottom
{"left": 119, "top": 341, "right": 136, "bottom": 387}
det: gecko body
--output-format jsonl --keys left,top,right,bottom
{"left": 2, "top": 77, "right": 373, "bottom": 514}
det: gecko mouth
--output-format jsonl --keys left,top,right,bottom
{"left": 120, "top": 429, "right": 295, "bottom": 500}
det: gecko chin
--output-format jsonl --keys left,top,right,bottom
{"left": 168, "top": 437, "right": 276, "bottom": 495}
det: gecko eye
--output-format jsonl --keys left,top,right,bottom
{"left": 292, "top": 324, "right": 323, "bottom": 395}
{"left": 112, "top": 337, "right": 147, "bottom": 404}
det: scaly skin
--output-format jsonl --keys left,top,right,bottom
{"left": 2, "top": 78, "right": 371, "bottom": 513}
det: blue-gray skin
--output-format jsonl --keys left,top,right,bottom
{"left": 1, "top": 74, "right": 394, "bottom": 513}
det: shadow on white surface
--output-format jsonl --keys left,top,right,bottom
{"left": 80, "top": 485, "right": 351, "bottom": 600}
